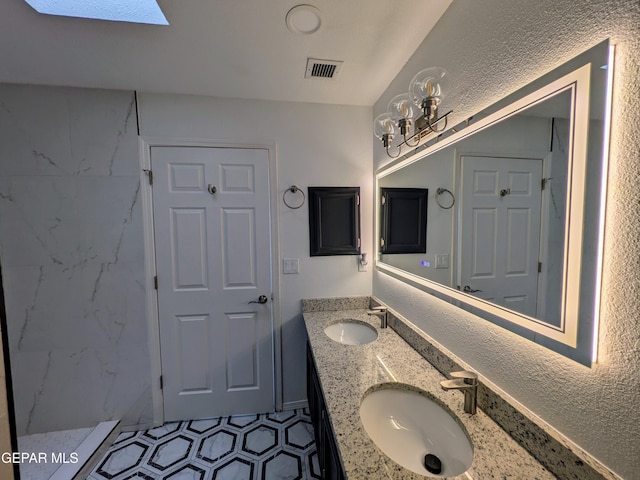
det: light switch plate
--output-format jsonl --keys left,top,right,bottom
{"left": 283, "top": 258, "right": 300, "bottom": 274}
{"left": 435, "top": 254, "right": 450, "bottom": 269}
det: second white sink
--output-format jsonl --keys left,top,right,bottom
{"left": 360, "top": 384, "right": 473, "bottom": 477}
{"left": 324, "top": 320, "right": 378, "bottom": 345}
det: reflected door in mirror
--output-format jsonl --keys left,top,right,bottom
{"left": 460, "top": 155, "right": 543, "bottom": 317}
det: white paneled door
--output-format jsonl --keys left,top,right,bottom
{"left": 151, "top": 146, "right": 274, "bottom": 421}
{"left": 460, "top": 155, "right": 543, "bottom": 317}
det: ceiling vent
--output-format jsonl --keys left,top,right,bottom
{"left": 305, "top": 58, "right": 343, "bottom": 79}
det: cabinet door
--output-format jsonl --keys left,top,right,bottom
{"left": 380, "top": 187, "right": 428, "bottom": 254}
{"left": 322, "top": 414, "right": 345, "bottom": 480}
{"left": 309, "top": 187, "right": 361, "bottom": 256}
{"left": 306, "top": 344, "right": 323, "bottom": 449}
{"left": 307, "top": 343, "right": 345, "bottom": 480}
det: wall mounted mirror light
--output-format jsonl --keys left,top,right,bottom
{"left": 374, "top": 67, "right": 453, "bottom": 159}
{"left": 375, "top": 40, "right": 614, "bottom": 365}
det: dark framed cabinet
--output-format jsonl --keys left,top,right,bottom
{"left": 380, "top": 187, "right": 428, "bottom": 254}
{"left": 308, "top": 187, "right": 360, "bottom": 256}
{"left": 307, "top": 343, "right": 346, "bottom": 480}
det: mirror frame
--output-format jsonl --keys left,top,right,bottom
{"left": 375, "top": 41, "right": 614, "bottom": 364}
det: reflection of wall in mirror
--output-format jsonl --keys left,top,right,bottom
{"left": 380, "top": 148, "right": 454, "bottom": 286}
{"left": 538, "top": 115, "right": 603, "bottom": 328}
{"left": 544, "top": 117, "right": 569, "bottom": 326}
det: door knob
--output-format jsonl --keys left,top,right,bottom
{"left": 463, "top": 285, "right": 482, "bottom": 293}
{"left": 248, "top": 295, "right": 268, "bottom": 304}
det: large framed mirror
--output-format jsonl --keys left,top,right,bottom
{"left": 375, "top": 40, "right": 614, "bottom": 365}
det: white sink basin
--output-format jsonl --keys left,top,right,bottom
{"left": 360, "top": 385, "right": 473, "bottom": 477}
{"left": 324, "top": 320, "right": 378, "bottom": 345}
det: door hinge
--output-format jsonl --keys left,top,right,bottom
{"left": 159, "top": 375, "right": 163, "bottom": 389}
{"left": 357, "top": 238, "right": 361, "bottom": 249}
{"left": 154, "top": 276, "right": 158, "bottom": 289}
{"left": 356, "top": 194, "right": 360, "bottom": 206}
{"left": 380, "top": 237, "right": 385, "bottom": 248}
{"left": 381, "top": 195, "right": 386, "bottom": 206}
{"left": 143, "top": 169, "right": 154, "bottom": 185}
{"left": 538, "top": 262, "right": 542, "bottom": 273}
{"left": 541, "top": 178, "right": 546, "bottom": 190}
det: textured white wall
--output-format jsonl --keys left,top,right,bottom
{"left": 138, "top": 94, "right": 373, "bottom": 406}
{"left": 372, "top": 1, "right": 640, "bottom": 477}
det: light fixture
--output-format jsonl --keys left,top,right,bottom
{"left": 286, "top": 4, "right": 322, "bottom": 35}
{"left": 410, "top": 67, "right": 448, "bottom": 121}
{"left": 387, "top": 93, "right": 419, "bottom": 147}
{"left": 374, "top": 113, "right": 396, "bottom": 150}
{"left": 375, "top": 67, "right": 452, "bottom": 158}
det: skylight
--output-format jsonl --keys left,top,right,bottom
{"left": 24, "top": 0, "right": 169, "bottom": 25}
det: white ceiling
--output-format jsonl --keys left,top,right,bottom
{"left": 0, "top": 0, "right": 452, "bottom": 106}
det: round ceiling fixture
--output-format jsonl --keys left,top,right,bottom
{"left": 286, "top": 4, "right": 322, "bottom": 35}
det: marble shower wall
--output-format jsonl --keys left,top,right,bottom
{"left": 0, "top": 84, "right": 152, "bottom": 435}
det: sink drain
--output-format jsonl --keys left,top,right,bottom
{"left": 424, "top": 453, "right": 442, "bottom": 474}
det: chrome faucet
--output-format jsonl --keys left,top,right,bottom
{"left": 367, "top": 306, "right": 388, "bottom": 329}
{"left": 441, "top": 370, "right": 478, "bottom": 414}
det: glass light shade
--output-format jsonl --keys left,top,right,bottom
{"left": 409, "top": 67, "right": 448, "bottom": 107}
{"left": 387, "top": 93, "right": 415, "bottom": 122}
{"left": 374, "top": 113, "right": 396, "bottom": 140}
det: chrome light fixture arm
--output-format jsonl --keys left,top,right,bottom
{"left": 381, "top": 133, "right": 401, "bottom": 159}
{"left": 388, "top": 109, "right": 453, "bottom": 159}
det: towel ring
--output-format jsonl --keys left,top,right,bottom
{"left": 436, "top": 187, "right": 455, "bottom": 209}
{"left": 283, "top": 185, "right": 305, "bottom": 209}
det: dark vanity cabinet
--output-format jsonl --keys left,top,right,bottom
{"left": 307, "top": 344, "right": 346, "bottom": 480}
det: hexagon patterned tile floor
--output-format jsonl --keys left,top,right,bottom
{"left": 88, "top": 409, "right": 320, "bottom": 479}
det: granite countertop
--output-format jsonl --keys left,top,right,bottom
{"left": 303, "top": 308, "right": 555, "bottom": 480}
